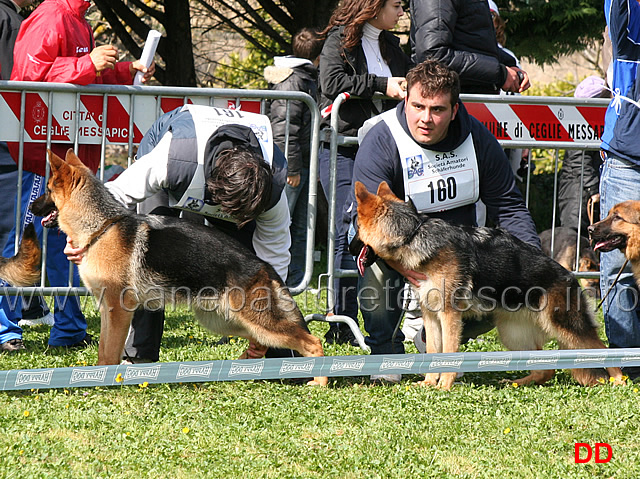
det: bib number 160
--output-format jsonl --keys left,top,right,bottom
{"left": 427, "top": 177, "right": 457, "bottom": 203}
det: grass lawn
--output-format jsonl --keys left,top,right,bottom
{"left": 1, "top": 290, "right": 639, "bottom": 478}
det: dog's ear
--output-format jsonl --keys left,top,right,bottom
{"left": 355, "top": 181, "right": 371, "bottom": 204}
{"left": 376, "top": 181, "right": 400, "bottom": 201}
{"left": 47, "top": 149, "right": 72, "bottom": 179}
{"left": 64, "top": 149, "right": 89, "bottom": 169}
{"left": 48, "top": 149, "right": 65, "bottom": 171}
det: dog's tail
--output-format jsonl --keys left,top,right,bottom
{"left": 0, "top": 223, "right": 41, "bottom": 287}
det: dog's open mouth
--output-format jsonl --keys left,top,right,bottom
{"left": 593, "top": 234, "right": 627, "bottom": 252}
{"left": 41, "top": 209, "right": 59, "bottom": 228}
{"left": 356, "top": 244, "right": 378, "bottom": 276}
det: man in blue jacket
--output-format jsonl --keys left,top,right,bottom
{"left": 345, "top": 60, "right": 539, "bottom": 383}
{"left": 598, "top": 0, "right": 640, "bottom": 379}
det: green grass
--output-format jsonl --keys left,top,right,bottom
{"left": 1, "top": 292, "right": 639, "bottom": 478}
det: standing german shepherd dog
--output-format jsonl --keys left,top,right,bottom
{"left": 0, "top": 223, "right": 41, "bottom": 287}
{"left": 30, "top": 150, "right": 327, "bottom": 386}
{"left": 355, "top": 181, "right": 623, "bottom": 390}
{"left": 589, "top": 200, "right": 640, "bottom": 284}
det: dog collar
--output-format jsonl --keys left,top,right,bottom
{"left": 401, "top": 218, "right": 428, "bottom": 246}
{"left": 84, "top": 216, "right": 126, "bottom": 250}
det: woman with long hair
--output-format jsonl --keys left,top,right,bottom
{"left": 318, "top": 0, "right": 413, "bottom": 345}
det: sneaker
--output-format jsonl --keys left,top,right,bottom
{"left": 121, "top": 357, "right": 154, "bottom": 365}
{"left": 0, "top": 338, "right": 26, "bottom": 352}
{"left": 413, "top": 326, "right": 427, "bottom": 353}
{"left": 53, "top": 333, "right": 96, "bottom": 349}
{"left": 18, "top": 312, "right": 55, "bottom": 327}
{"left": 370, "top": 373, "right": 402, "bottom": 384}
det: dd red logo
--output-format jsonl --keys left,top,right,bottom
{"left": 574, "top": 443, "right": 612, "bottom": 463}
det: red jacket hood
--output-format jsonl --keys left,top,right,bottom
{"left": 58, "top": 0, "right": 91, "bottom": 17}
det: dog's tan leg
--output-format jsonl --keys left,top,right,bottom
{"left": 512, "top": 369, "right": 556, "bottom": 386}
{"left": 97, "top": 292, "right": 135, "bottom": 365}
{"left": 416, "top": 311, "right": 441, "bottom": 387}
{"left": 436, "top": 310, "right": 463, "bottom": 390}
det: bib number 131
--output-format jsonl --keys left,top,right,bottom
{"left": 427, "top": 177, "right": 457, "bottom": 204}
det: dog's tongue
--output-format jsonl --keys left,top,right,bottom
{"left": 357, "top": 245, "right": 370, "bottom": 276}
{"left": 41, "top": 211, "right": 56, "bottom": 226}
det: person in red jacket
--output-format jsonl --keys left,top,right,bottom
{"left": 0, "top": 0, "right": 154, "bottom": 351}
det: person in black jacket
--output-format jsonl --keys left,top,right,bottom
{"left": 265, "top": 28, "right": 324, "bottom": 288}
{"left": 409, "top": 0, "right": 529, "bottom": 94}
{"left": 318, "top": 0, "right": 413, "bottom": 345}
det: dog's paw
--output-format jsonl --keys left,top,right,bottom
{"left": 436, "top": 372, "right": 456, "bottom": 390}
{"left": 307, "top": 377, "right": 329, "bottom": 387}
{"left": 415, "top": 373, "right": 439, "bottom": 387}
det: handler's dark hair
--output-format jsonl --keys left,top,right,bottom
{"left": 207, "top": 147, "right": 273, "bottom": 227}
{"left": 292, "top": 28, "right": 324, "bottom": 61}
{"left": 406, "top": 59, "right": 460, "bottom": 107}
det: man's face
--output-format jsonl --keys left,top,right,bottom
{"left": 404, "top": 85, "right": 458, "bottom": 145}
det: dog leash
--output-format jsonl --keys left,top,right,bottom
{"left": 597, "top": 258, "right": 630, "bottom": 310}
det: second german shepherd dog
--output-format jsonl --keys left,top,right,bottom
{"left": 355, "top": 181, "right": 623, "bottom": 390}
{"left": 589, "top": 200, "right": 640, "bottom": 284}
{"left": 30, "top": 150, "right": 327, "bottom": 386}
{"left": 0, "top": 223, "right": 41, "bottom": 287}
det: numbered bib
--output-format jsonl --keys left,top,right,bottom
{"left": 381, "top": 109, "right": 479, "bottom": 213}
{"left": 172, "top": 105, "right": 274, "bottom": 221}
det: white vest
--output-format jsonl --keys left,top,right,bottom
{"left": 173, "top": 105, "right": 274, "bottom": 222}
{"left": 381, "top": 109, "right": 480, "bottom": 213}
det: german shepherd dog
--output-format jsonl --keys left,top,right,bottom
{"left": 30, "top": 150, "right": 327, "bottom": 386}
{"left": 589, "top": 200, "right": 640, "bottom": 284}
{"left": 354, "top": 181, "right": 623, "bottom": 390}
{"left": 539, "top": 227, "right": 600, "bottom": 294}
{"left": 0, "top": 223, "right": 41, "bottom": 287}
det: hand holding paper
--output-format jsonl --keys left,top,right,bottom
{"left": 133, "top": 29, "right": 162, "bottom": 85}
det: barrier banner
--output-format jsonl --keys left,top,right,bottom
{"left": 2, "top": 349, "right": 639, "bottom": 391}
{"left": 0, "top": 91, "right": 262, "bottom": 145}
{"left": 465, "top": 102, "right": 605, "bottom": 143}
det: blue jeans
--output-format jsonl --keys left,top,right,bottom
{"left": 359, "top": 260, "right": 406, "bottom": 354}
{"left": 284, "top": 167, "right": 309, "bottom": 288}
{"left": 599, "top": 154, "right": 640, "bottom": 354}
{"left": 318, "top": 143, "right": 358, "bottom": 321}
{"left": 0, "top": 172, "right": 86, "bottom": 346}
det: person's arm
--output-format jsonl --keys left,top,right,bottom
{"left": 252, "top": 192, "right": 291, "bottom": 281}
{"left": 411, "top": 0, "right": 509, "bottom": 90}
{"left": 270, "top": 81, "right": 305, "bottom": 178}
{"left": 104, "top": 132, "right": 172, "bottom": 209}
{"left": 319, "top": 28, "right": 388, "bottom": 100}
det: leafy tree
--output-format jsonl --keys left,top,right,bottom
{"left": 499, "top": 0, "right": 606, "bottom": 65}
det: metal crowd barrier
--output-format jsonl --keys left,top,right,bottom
{"left": 4, "top": 83, "right": 637, "bottom": 391}
{"left": 0, "top": 80, "right": 321, "bottom": 297}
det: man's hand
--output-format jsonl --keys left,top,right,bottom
{"left": 386, "top": 77, "right": 408, "bottom": 100}
{"left": 90, "top": 45, "right": 118, "bottom": 73}
{"left": 385, "top": 258, "right": 427, "bottom": 287}
{"left": 243, "top": 341, "right": 268, "bottom": 359}
{"left": 502, "top": 67, "right": 530, "bottom": 93}
{"left": 287, "top": 174, "right": 301, "bottom": 188}
{"left": 129, "top": 60, "right": 156, "bottom": 83}
{"left": 64, "top": 236, "right": 86, "bottom": 266}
